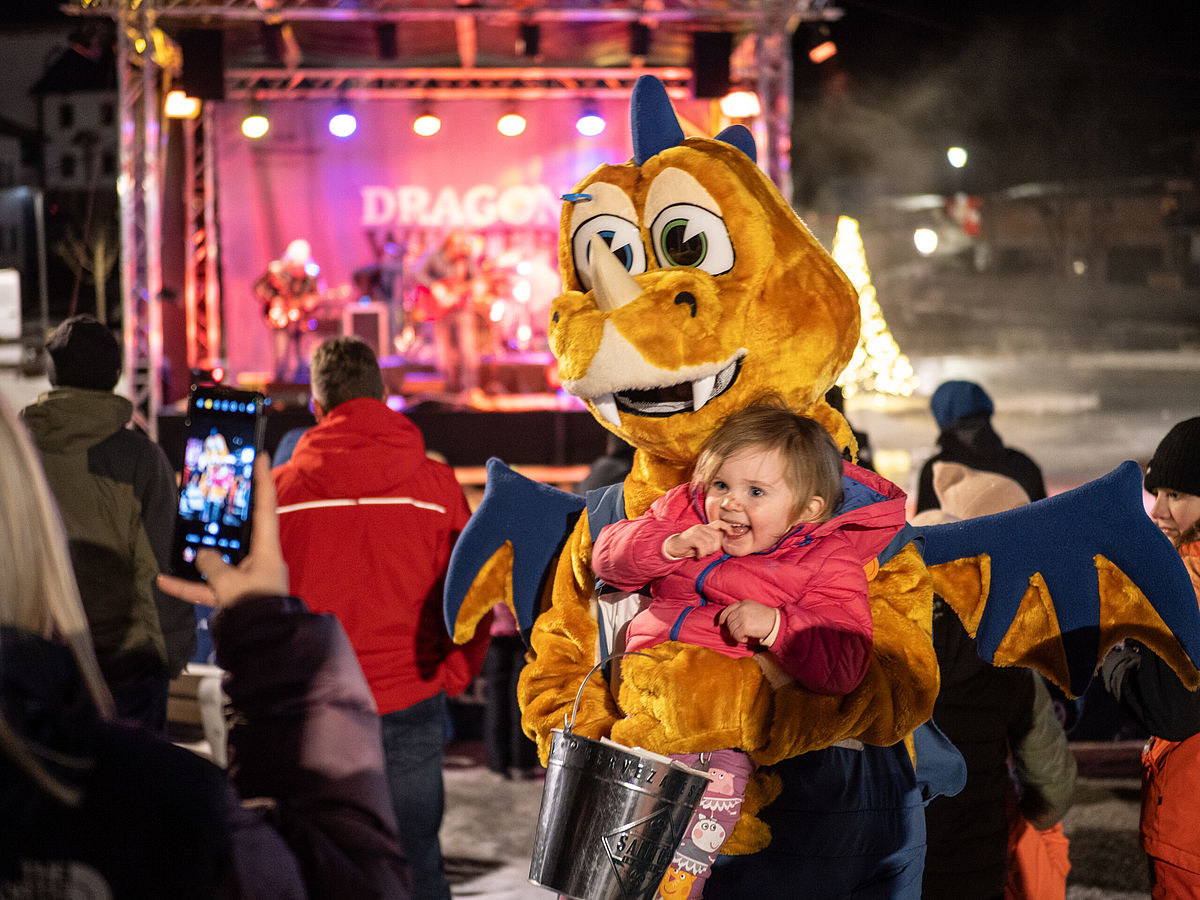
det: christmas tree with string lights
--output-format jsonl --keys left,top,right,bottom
{"left": 831, "top": 216, "right": 917, "bottom": 399}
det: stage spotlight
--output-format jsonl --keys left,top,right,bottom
{"left": 164, "top": 89, "right": 201, "bottom": 119}
{"left": 328, "top": 98, "right": 357, "bottom": 138}
{"left": 807, "top": 24, "right": 838, "bottom": 64}
{"left": 497, "top": 111, "right": 526, "bottom": 137}
{"left": 413, "top": 112, "right": 441, "bottom": 137}
{"left": 720, "top": 89, "right": 761, "bottom": 119}
{"left": 576, "top": 107, "right": 605, "bottom": 137}
{"left": 241, "top": 101, "right": 269, "bottom": 139}
{"left": 191, "top": 360, "right": 226, "bottom": 385}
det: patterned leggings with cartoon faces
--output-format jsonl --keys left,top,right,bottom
{"left": 656, "top": 748, "right": 754, "bottom": 900}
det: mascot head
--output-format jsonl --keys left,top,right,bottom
{"left": 550, "top": 76, "right": 860, "bottom": 465}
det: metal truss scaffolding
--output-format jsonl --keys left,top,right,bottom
{"left": 182, "top": 106, "right": 222, "bottom": 375}
{"left": 116, "top": 3, "right": 164, "bottom": 437}
{"left": 80, "top": 0, "right": 838, "bottom": 430}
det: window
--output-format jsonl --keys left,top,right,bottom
{"left": 100, "top": 102, "right": 115, "bottom": 126}
{"left": 59, "top": 102, "right": 74, "bottom": 129}
{"left": 101, "top": 150, "right": 116, "bottom": 175}
{"left": 60, "top": 154, "right": 76, "bottom": 178}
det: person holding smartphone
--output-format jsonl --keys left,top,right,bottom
{"left": 0, "top": 394, "right": 411, "bottom": 897}
{"left": 20, "top": 315, "right": 195, "bottom": 734}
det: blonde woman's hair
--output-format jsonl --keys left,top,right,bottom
{"left": 0, "top": 394, "right": 113, "bottom": 804}
{"left": 693, "top": 398, "right": 845, "bottom": 522}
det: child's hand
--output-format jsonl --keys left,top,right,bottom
{"left": 717, "top": 600, "right": 779, "bottom": 645}
{"left": 663, "top": 521, "right": 731, "bottom": 560}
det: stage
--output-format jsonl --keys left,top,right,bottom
{"left": 157, "top": 379, "right": 611, "bottom": 476}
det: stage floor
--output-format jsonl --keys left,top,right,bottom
{"left": 156, "top": 389, "right": 611, "bottom": 474}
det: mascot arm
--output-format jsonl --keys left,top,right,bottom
{"left": 518, "top": 515, "right": 622, "bottom": 764}
{"left": 611, "top": 542, "right": 940, "bottom": 766}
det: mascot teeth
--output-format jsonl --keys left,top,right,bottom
{"left": 595, "top": 393, "right": 621, "bottom": 427}
{"left": 692, "top": 374, "right": 717, "bottom": 412}
{"left": 587, "top": 357, "right": 743, "bottom": 427}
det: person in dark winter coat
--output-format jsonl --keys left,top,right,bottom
{"left": 915, "top": 380, "right": 1047, "bottom": 514}
{"left": 914, "top": 462, "right": 1076, "bottom": 900}
{"left": 20, "top": 314, "right": 195, "bottom": 733}
{"left": 0, "top": 396, "right": 410, "bottom": 899}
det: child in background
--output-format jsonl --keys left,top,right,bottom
{"left": 592, "top": 401, "right": 908, "bottom": 899}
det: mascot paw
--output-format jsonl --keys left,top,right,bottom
{"left": 611, "top": 643, "right": 773, "bottom": 755}
{"left": 722, "top": 768, "right": 782, "bottom": 855}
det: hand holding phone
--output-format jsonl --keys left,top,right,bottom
{"left": 159, "top": 454, "right": 289, "bottom": 608}
{"left": 171, "top": 385, "right": 267, "bottom": 579}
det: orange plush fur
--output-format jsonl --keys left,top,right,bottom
{"left": 511, "top": 98, "right": 940, "bottom": 854}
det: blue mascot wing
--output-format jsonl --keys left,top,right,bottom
{"left": 444, "top": 457, "right": 585, "bottom": 636}
{"left": 915, "top": 460, "right": 1200, "bottom": 695}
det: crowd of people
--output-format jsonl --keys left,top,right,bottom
{"left": 2, "top": 314, "right": 1198, "bottom": 898}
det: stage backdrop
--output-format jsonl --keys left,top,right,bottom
{"left": 213, "top": 95, "right": 711, "bottom": 381}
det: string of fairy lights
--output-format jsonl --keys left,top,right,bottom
{"left": 831, "top": 216, "right": 918, "bottom": 399}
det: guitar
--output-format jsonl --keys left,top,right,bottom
{"left": 256, "top": 266, "right": 321, "bottom": 330}
{"left": 410, "top": 273, "right": 490, "bottom": 323}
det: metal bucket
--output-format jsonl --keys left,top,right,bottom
{"left": 528, "top": 659, "right": 711, "bottom": 900}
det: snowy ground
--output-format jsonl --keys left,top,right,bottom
{"left": 441, "top": 743, "right": 1151, "bottom": 900}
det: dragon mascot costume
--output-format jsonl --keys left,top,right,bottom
{"left": 446, "top": 76, "right": 1200, "bottom": 897}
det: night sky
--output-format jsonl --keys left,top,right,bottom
{"left": 12, "top": 0, "right": 1199, "bottom": 204}
{"left": 791, "top": 0, "right": 1200, "bottom": 205}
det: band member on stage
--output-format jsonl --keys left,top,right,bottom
{"left": 412, "top": 230, "right": 483, "bottom": 395}
{"left": 254, "top": 238, "right": 321, "bottom": 382}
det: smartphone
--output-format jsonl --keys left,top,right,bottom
{"left": 171, "top": 385, "right": 267, "bottom": 579}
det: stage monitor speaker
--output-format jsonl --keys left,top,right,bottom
{"left": 343, "top": 301, "right": 389, "bottom": 358}
{"left": 691, "top": 32, "right": 733, "bottom": 99}
{"left": 266, "top": 382, "right": 311, "bottom": 412}
{"left": 178, "top": 29, "right": 225, "bottom": 101}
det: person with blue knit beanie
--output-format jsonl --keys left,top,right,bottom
{"left": 915, "top": 380, "right": 1046, "bottom": 514}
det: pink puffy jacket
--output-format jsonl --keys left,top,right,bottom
{"left": 592, "top": 461, "right": 908, "bottom": 695}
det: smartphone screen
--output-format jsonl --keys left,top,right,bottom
{"left": 171, "top": 385, "right": 267, "bottom": 579}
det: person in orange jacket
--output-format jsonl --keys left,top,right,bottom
{"left": 1103, "top": 416, "right": 1200, "bottom": 899}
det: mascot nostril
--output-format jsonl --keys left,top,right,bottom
{"left": 674, "top": 292, "right": 698, "bottom": 317}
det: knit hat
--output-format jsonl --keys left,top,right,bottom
{"left": 930, "top": 380, "right": 994, "bottom": 431}
{"left": 1144, "top": 417, "right": 1200, "bottom": 497}
{"left": 45, "top": 314, "right": 122, "bottom": 391}
{"left": 910, "top": 461, "right": 1031, "bottom": 527}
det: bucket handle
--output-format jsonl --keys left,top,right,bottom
{"left": 565, "top": 651, "right": 653, "bottom": 734}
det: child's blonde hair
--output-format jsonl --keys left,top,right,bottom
{"left": 0, "top": 394, "right": 113, "bottom": 805}
{"left": 693, "top": 398, "right": 844, "bottom": 522}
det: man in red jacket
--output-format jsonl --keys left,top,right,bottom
{"left": 273, "top": 336, "right": 487, "bottom": 900}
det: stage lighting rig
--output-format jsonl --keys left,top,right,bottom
{"left": 165, "top": 89, "right": 201, "bottom": 119}
{"left": 719, "top": 89, "right": 761, "bottom": 119}
{"left": 498, "top": 111, "right": 527, "bottom": 137}
{"left": 328, "top": 97, "right": 357, "bottom": 138}
{"left": 191, "top": 360, "right": 227, "bottom": 385}
{"left": 241, "top": 98, "right": 269, "bottom": 139}
{"left": 413, "top": 110, "right": 442, "bottom": 137}
{"left": 576, "top": 105, "right": 605, "bottom": 136}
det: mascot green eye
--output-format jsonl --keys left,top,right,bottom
{"left": 571, "top": 214, "right": 647, "bottom": 291}
{"left": 650, "top": 204, "right": 734, "bottom": 275}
